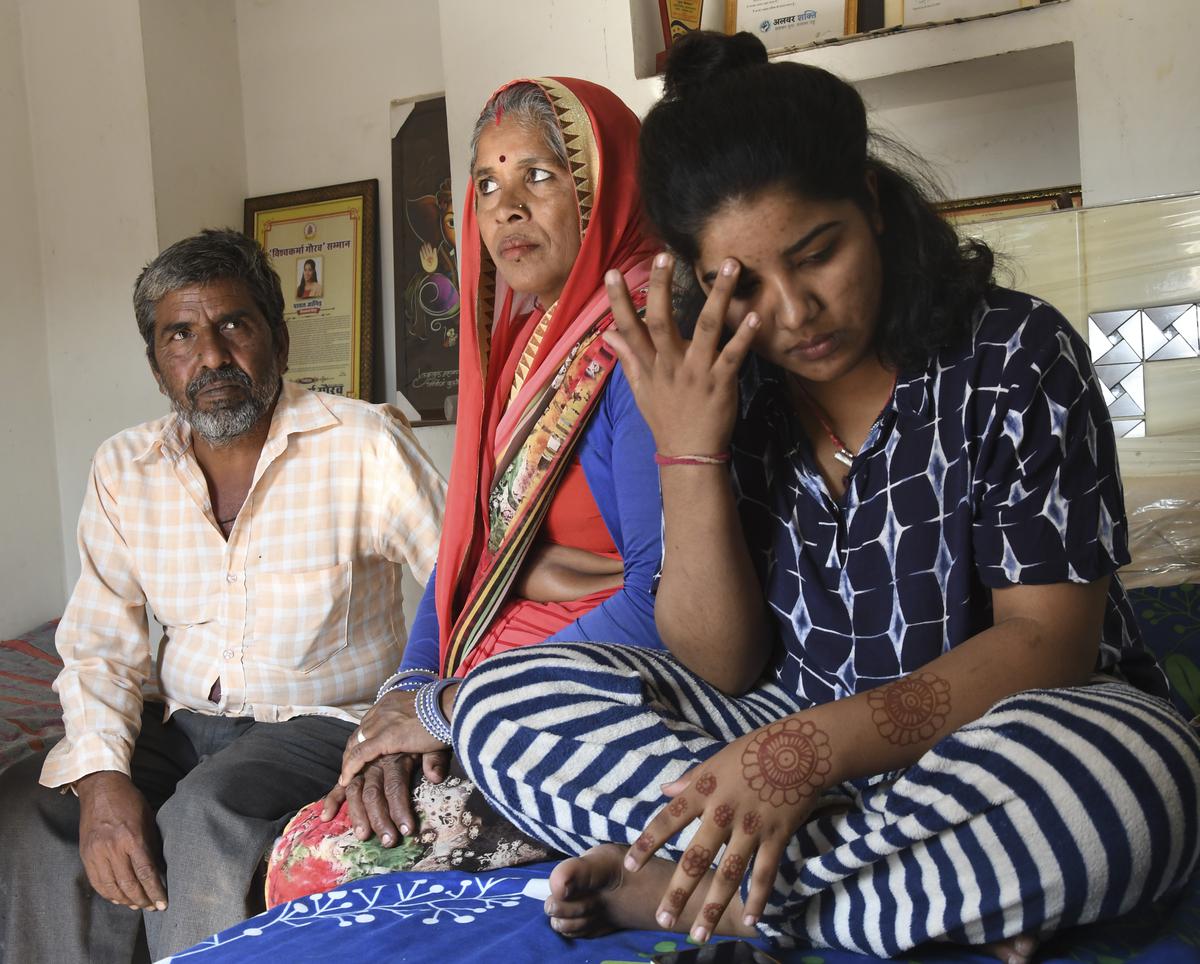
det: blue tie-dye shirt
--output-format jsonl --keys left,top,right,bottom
{"left": 731, "top": 287, "right": 1168, "bottom": 707}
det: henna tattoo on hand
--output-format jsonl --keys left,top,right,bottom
{"left": 681, "top": 845, "right": 714, "bottom": 877}
{"left": 720, "top": 852, "right": 746, "bottom": 883}
{"left": 668, "top": 797, "right": 688, "bottom": 818}
{"left": 667, "top": 887, "right": 689, "bottom": 911}
{"left": 868, "top": 672, "right": 951, "bottom": 746}
{"left": 712, "top": 803, "right": 734, "bottom": 828}
{"left": 701, "top": 902, "right": 723, "bottom": 926}
{"left": 695, "top": 772, "right": 717, "bottom": 796}
{"left": 742, "top": 810, "right": 762, "bottom": 836}
{"left": 740, "top": 718, "right": 832, "bottom": 806}
{"left": 634, "top": 832, "right": 655, "bottom": 853}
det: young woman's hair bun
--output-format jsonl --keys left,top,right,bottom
{"left": 662, "top": 30, "right": 768, "bottom": 102}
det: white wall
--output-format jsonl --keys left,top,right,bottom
{"left": 139, "top": 0, "right": 247, "bottom": 247}
{"left": 0, "top": 0, "right": 65, "bottom": 635}
{"left": 857, "top": 44, "right": 1081, "bottom": 201}
{"left": 791, "top": 0, "right": 1200, "bottom": 206}
{"left": 19, "top": 0, "right": 164, "bottom": 605}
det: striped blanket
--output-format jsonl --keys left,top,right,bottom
{"left": 0, "top": 619, "right": 63, "bottom": 771}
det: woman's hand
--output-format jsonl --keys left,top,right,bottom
{"left": 514, "top": 543, "right": 624, "bottom": 602}
{"left": 624, "top": 714, "right": 836, "bottom": 943}
{"left": 337, "top": 688, "right": 455, "bottom": 788}
{"left": 604, "top": 252, "right": 758, "bottom": 457}
{"left": 321, "top": 750, "right": 450, "bottom": 845}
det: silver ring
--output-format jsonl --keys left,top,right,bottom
{"left": 355, "top": 728, "right": 366, "bottom": 744}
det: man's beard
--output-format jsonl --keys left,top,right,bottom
{"left": 171, "top": 363, "right": 280, "bottom": 446}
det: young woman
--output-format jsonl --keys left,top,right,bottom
{"left": 451, "top": 32, "right": 1200, "bottom": 962}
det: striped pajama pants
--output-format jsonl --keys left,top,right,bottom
{"left": 452, "top": 642, "right": 1200, "bottom": 956}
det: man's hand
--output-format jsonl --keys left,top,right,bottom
{"left": 76, "top": 770, "right": 167, "bottom": 912}
{"left": 321, "top": 750, "right": 451, "bottom": 845}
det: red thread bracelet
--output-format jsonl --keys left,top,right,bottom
{"left": 654, "top": 452, "right": 731, "bottom": 466}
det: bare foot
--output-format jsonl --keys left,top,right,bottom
{"left": 544, "top": 844, "right": 756, "bottom": 941}
{"left": 983, "top": 932, "right": 1039, "bottom": 964}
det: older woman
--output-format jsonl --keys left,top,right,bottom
{"left": 266, "top": 77, "right": 664, "bottom": 899}
{"left": 450, "top": 32, "right": 1200, "bottom": 963}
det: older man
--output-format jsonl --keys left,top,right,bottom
{"left": 0, "top": 229, "right": 445, "bottom": 963}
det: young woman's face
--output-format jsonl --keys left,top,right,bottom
{"left": 473, "top": 115, "right": 581, "bottom": 307}
{"left": 694, "top": 183, "right": 884, "bottom": 386}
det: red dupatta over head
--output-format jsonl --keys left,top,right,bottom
{"left": 436, "top": 77, "right": 655, "bottom": 675}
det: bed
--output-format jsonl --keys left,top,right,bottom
{"left": 147, "top": 575, "right": 1199, "bottom": 964}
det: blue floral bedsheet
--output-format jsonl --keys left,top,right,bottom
{"left": 162, "top": 861, "right": 1200, "bottom": 964}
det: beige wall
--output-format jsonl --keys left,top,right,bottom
{"left": 0, "top": 0, "right": 65, "bottom": 635}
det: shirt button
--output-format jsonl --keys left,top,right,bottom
{"left": 223, "top": 650, "right": 234, "bottom": 660}
{"left": 226, "top": 573, "right": 239, "bottom": 583}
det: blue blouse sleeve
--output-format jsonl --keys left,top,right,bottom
{"left": 544, "top": 364, "right": 665, "bottom": 649}
{"left": 400, "top": 564, "right": 441, "bottom": 672}
{"left": 972, "top": 299, "right": 1130, "bottom": 587}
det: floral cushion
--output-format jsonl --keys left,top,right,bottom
{"left": 265, "top": 770, "right": 554, "bottom": 908}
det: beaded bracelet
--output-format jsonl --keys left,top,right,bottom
{"left": 414, "top": 677, "right": 461, "bottom": 746}
{"left": 653, "top": 452, "right": 731, "bottom": 466}
{"left": 375, "top": 669, "right": 438, "bottom": 704}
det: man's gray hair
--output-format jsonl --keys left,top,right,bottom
{"left": 469, "top": 82, "right": 569, "bottom": 173}
{"left": 133, "top": 228, "right": 286, "bottom": 364}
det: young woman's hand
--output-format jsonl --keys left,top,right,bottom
{"left": 604, "top": 252, "right": 758, "bottom": 457}
{"left": 623, "top": 713, "right": 836, "bottom": 943}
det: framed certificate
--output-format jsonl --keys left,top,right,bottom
{"left": 245, "top": 179, "right": 380, "bottom": 401}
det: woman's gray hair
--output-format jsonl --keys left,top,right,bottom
{"left": 469, "top": 82, "right": 569, "bottom": 172}
{"left": 133, "top": 228, "right": 286, "bottom": 364}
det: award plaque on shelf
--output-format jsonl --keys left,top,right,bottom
{"left": 724, "top": 0, "right": 850, "bottom": 52}
{"left": 657, "top": 0, "right": 704, "bottom": 70}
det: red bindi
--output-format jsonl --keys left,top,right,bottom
{"left": 499, "top": 155, "right": 506, "bottom": 163}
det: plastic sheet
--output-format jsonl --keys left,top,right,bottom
{"left": 1117, "top": 435, "right": 1200, "bottom": 588}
